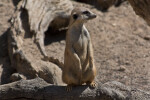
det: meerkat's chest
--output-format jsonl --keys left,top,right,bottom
{"left": 74, "top": 34, "right": 87, "bottom": 47}
{"left": 72, "top": 32, "right": 89, "bottom": 57}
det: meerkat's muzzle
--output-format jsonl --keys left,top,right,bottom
{"left": 88, "top": 14, "right": 97, "bottom": 19}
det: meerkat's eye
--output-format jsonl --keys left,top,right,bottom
{"left": 73, "top": 14, "right": 78, "bottom": 20}
{"left": 82, "top": 11, "right": 90, "bottom": 15}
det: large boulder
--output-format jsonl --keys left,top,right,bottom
{"left": 0, "top": 78, "right": 150, "bottom": 100}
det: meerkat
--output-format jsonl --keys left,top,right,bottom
{"left": 62, "top": 7, "right": 97, "bottom": 91}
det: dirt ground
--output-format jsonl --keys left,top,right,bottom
{"left": 0, "top": 0, "right": 150, "bottom": 92}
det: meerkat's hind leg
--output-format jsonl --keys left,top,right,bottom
{"left": 86, "top": 81, "right": 97, "bottom": 88}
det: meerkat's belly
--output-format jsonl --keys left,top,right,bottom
{"left": 73, "top": 36, "right": 88, "bottom": 64}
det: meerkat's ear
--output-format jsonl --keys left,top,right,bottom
{"left": 73, "top": 13, "right": 78, "bottom": 20}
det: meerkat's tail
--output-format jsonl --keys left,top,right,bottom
{"left": 45, "top": 57, "right": 64, "bottom": 69}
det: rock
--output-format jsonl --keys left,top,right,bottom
{"left": 117, "top": 66, "right": 126, "bottom": 72}
{"left": 0, "top": 78, "right": 150, "bottom": 100}
{"left": 97, "top": 0, "right": 116, "bottom": 11}
{"left": 127, "top": 0, "right": 150, "bottom": 26}
{"left": 76, "top": 0, "right": 126, "bottom": 11}
{"left": 10, "top": 73, "right": 26, "bottom": 82}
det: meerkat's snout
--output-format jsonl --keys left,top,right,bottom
{"left": 88, "top": 13, "right": 97, "bottom": 19}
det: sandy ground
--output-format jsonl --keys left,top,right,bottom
{"left": 0, "top": 0, "right": 150, "bottom": 92}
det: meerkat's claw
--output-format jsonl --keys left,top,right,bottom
{"left": 66, "top": 85, "right": 73, "bottom": 92}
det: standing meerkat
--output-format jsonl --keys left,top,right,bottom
{"left": 62, "top": 7, "right": 97, "bottom": 91}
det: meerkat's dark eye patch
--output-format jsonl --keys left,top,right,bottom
{"left": 82, "top": 11, "right": 90, "bottom": 15}
{"left": 73, "top": 14, "right": 78, "bottom": 20}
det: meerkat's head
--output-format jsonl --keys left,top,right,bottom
{"left": 69, "top": 7, "right": 97, "bottom": 25}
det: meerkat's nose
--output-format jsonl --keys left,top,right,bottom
{"left": 92, "top": 14, "right": 97, "bottom": 18}
{"left": 90, "top": 14, "right": 97, "bottom": 19}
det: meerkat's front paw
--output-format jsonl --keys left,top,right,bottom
{"left": 66, "top": 85, "right": 73, "bottom": 92}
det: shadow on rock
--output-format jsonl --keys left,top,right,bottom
{"left": 0, "top": 57, "right": 15, "bottom": 85}
{"left": 44, "top": 27, "right": 66, "bottom": 46}
{"left": 0, "top": 29, "right": 10, "bottom": 57}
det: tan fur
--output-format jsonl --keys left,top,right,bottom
{"left": 62, "top": 7, "right": 97, "bottom": 88}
